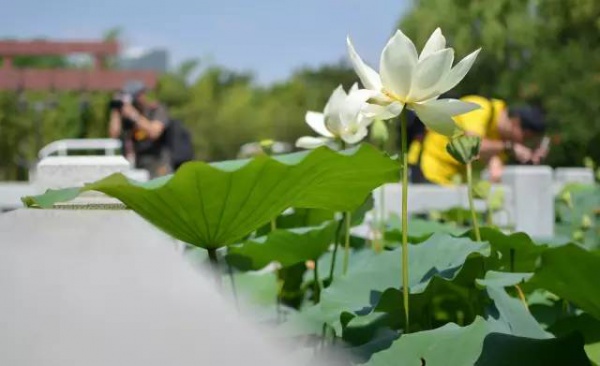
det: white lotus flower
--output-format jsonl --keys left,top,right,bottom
{"left": 296, "top": 83, "right": 375, "bottom": 149}
{"left": 347, "top": 28, "right": 481, "bottom": 136}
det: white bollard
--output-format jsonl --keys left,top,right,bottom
{"left": 32, "top": 156, "right": 134, "bottom": 208}
{"left": 502, "top": 166, "right": 554, "bottom": 238}
{"left": 554, "top": 167, "right": 595, "bottom": 194}
{"left": 34, "top": 156, "right": 131, "bottom": 191}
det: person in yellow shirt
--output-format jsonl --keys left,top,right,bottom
{"left": 418, "top": 95, "right": 547, "bottom": 185}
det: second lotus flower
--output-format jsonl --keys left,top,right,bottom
{"left": 347, "top": 28, "right": 482, "bottom": 136}
{"left": 296, "top": 83, "right": 376, "bottom": 149}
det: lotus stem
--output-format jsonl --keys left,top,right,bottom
{"left": 400, "top": 117, "right": 410, "bottom": 332}
{"left": 486, "top": 196, "right": 494, "bottom": 227}
{"left": 377, "top": 184, "right": 386, "bottom": 252}
{"left": 313, "top": 259, "right": 321, "bottom": 303}
{"left": 375, "top": 141, "right": 386, "bottom": 253}
{"left": 227, "top": 262, "right": 240, "bottom": 311}
{"left": 371, "top": 198, "right": 380, "bottom": 251}
{"left": 466, "top": 162, "right": 481, "bottom": 242}
{"left": 271, "top": 219, "right": 277, "bottom": 232}
{"left": 328, "top": 217, "right": 345, "bottom": 284}
{"left": 342, "top": 212, "right": 352, "bottom": 275}
{"left": 515, "top": 284, "right": 529, "bottom": 311}
{"left": 207, "top": 248, "right": 222, "bottom": 288}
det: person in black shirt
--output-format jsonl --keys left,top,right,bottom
{"left": 109, "top": 81, "right": 172, "bottom": 178}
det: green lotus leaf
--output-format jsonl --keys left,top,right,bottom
{"left": 529, "top": 244, "right": 600, "bottom": 320}
{"left": 368, "top": 313, "right": 588, "bottom": 366}
{"left": 475, "top": 271, "right": 533, "bottom": 288}
{"left": 550, "top": 313, "right": 600, "bottom": 364}
{"left": 227, "top": 221, "right": 337, "bottom": 271}
{"left": 462, "top": 227, "right": 548, "bottom": 272}
{"left": 368, "top": 317, "right": 491, "bottom": 366}
{"left": 283, "top": 233, "right": 490, "bottom": 336}
{"left": 22, "top": 144, "right": 399, "bottom": 249}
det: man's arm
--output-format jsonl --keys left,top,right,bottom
{"left": 122, "top": 103, "right": 167, "bottom": 140}
{"left": 108, "top": 110, "right": 122, "bottom": 138}
{"left": 466, "top": 133, "right": 533, "bottom": 163}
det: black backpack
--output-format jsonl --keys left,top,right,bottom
{"left": 163, "top": 119, "right": 194, "bottom": 169}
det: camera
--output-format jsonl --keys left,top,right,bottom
{"left": 109, "top": 92, "right": 133, "bottom": 111}
{"left": 109, "top": 92, "right": 135, "bottom": 130}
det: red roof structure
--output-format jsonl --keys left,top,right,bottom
{"left": 0, "top": 40, "right": 158, "bottom": 91}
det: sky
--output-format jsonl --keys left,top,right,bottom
{"left": 0, "top": 0, "right": 410, "bottom": 84}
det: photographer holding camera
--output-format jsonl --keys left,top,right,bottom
{"left": 108, "top": 81, "right": 172, "bottom": 178}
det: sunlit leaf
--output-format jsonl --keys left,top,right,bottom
{"left": 485, "top": 286, "right": 551, "bottom": 339}
{"left": 475, "top": 332, "right": 590, "bottom": 366}
{"left": 463, "top": 228, "right": 547, "bottom": 272}
{"left": 475, "top": 271, "right": 533, "bottom": 288}
{"left": 284, "top": 234, "right": 490, "bottom": 336}
{"left": 227, "top": 222, "right": 337, "bottom": 271}
{"left": 368, "top": 317, "right": 490, "bottom": 366}
{"left": 22, "top": 144, "right": 399, "bottom": 248}
{"left": 529, "top": 244, "right": 600, "bottom": 320}
{"left": 550, "top": 313, "right": 600, "bottom": 364}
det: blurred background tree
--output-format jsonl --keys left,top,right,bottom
{"left": 1, "top": 0, "right": 598, "bottom": 180}
{"left": 400, "top": 0, "right": 600, "bottom": 167}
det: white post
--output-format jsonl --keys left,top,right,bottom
{"left": 502, "top": 166, "right": 554, "bottom": 238}
{"left": 553, "top": 167, "right": 595, "bottom": 194}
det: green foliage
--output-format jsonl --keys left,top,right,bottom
{"left": 368, "top": 317, "right": 491, "bottom": 366}
{"left": 555, "top": 183, "right": 600, "bottom": 249}
{"left": 399, "top": 0, "right": 600, "bottom": 167}
{"left": 529, "top": 244, "right": 600, "bottom": 320}
{"left": 23, "top": 154, "right": 600, "bottom": 362}
{"left": 0, "top": 57, "right": 358, "bottom": 180}
{"left": 227, "top": 222, "right": 337, "bottom": 271}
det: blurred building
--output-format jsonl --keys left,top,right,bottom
{"left": 118, "top": 49, "right": 169, "bottom": 73}
{"left": 0, "top": 40, "right": 159, "bottom": 91}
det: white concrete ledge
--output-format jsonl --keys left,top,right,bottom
{"left": 0, "top": 209, "right": 302, "bottom": 366}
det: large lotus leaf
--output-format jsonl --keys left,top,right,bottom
{"left": 22, "top": 144, "right": 399, "bottom": 248}
{"left": 550, "top": 313, "right": 600, "bottom": 364}
{"left": 367, "top": 317, "right": 589, "bottom": 366}
{"left": 227, "top": 222, "right": 337, "bottom": 271}
{"left": 256, "top": 195, "right": 371, "bottom": 236}
{"left": 475, "top": 332, "right": 591, "bottom": 366}
{"left": 463, "top": 227, "right": 548, "bottom": 272}
{"left": 529, "top": 244, "right": 600, "bottom": 320}
{"left": 221, "top": 270, "right": 278, "bottom": 308}
{"left": 285, "top": 234, "right": 490, "bottom": 335}
{"left": 321, "top": 234, "right": 489, "bottom": 318}
{"left": 485, "top": 285, "right": 551, "bottom": 339}
{"left": 385, "top": 215, "right": 466, "bottom": 243}
{"left": 475, "top": 271, "right": 533, "bottom": 288}
{"left": 368, "top": 317, "right": 491, "bottom": 366}
{"left": 269, "top": 208, "right": 335, "bottom": 231}
{"left": 348, "top": 271, "right": 544, "bottom": 362}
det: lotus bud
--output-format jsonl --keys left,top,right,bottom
{"left": 559, "top": 190, "right": 573, "bottom": 209}
{"left": 581, "top": 214, "right": 593, "bottom": 230}
{"left": 259, "top": 139, "right": 275, "bottom": 155}
{"left": 583, "top": 156, "right": 595, "bottom": 170}
{"left": 446, "top": 135, "right": 481, "bottom": 165}
{"left": 473, "top": 180, "right": 491, "bottom": 200}
{"left": 488, "top": 188, "right": 505, "bottom": 212}
{"left": 370, "top": 119, "right": 389, "bottom": 146}
{"left": 572, "top": 230, "right": 585, "bottom": 242}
